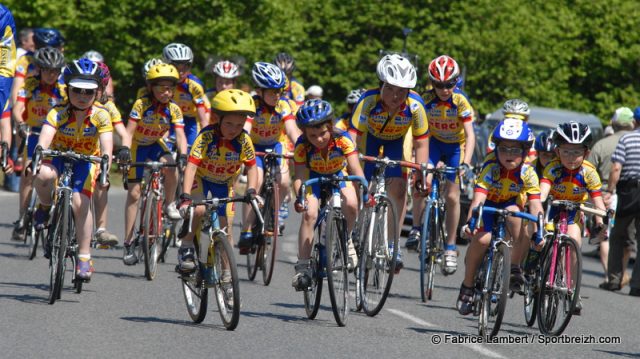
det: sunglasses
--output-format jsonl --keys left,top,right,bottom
{"left": 433, "top": 81, "right": 457, "bottom": 89}
{"left": 497, "top": 145, "right": 525, "bottom": 156}
{"left": 71, "top": 87, "right": 96, "bottom": 96}
{"left": 558, "top": 148, "right": 585, "bottom": 157}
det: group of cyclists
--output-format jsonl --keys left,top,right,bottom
{"left": 1, "top": 18, "right": 612, "bottom": 328}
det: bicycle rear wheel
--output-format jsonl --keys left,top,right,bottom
{"left": 261, "top": 186, "right": 279, "bottom": 286}
{"left": 246, "top": 236, "right": 259, "bottom": 281}
{"left": 26, "top": 187, "right": 39, "bottom": 259}
{"left": 538, "top": 236, "right": 581, "bottom": 336}
{"left": 304, "top": 225, "right": 323, "bottom": 319}
{"left": 479, "top": 242, "right": 511, "bottom": 338}
{"left": 360, "top": 195, "right": 398, "bottom": 317}
{"left": 181, "top": 267, "right": 208, "bottom": 323}
{"left": 159, "top": 217, "right": 177, "bottom": 263}
{"left": 48, "top": 199, "right": 68, "bottom": 304}
{"left": 326, "top": 210, "right": 348, "bottom": 326}
{"left": 523, "top": 271, "right": 538, "bottom": 327}
{"left": 142, "top": 195, "right": 162, "bottom": 280}
{"left": 212, "top": 234, "right": 240, "bottom": 330}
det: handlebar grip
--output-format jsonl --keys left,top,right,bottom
{"left": 0, "top": 142, "right": 7, "bottom": 169}
{"left": 535, "top": 212, "right": 544, "bottom": 245}
{"left": 99, "top": 155, "right": 109, "bottom": 187}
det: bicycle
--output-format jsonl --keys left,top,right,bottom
{"left": 246, "top": 150, "right": 292, "bottom": 286}
{"left": 159, "top": 156, "right": 185, "bottom": 263}
{"left": 121, "top": 160, "right": 178, "bottom": 280}
{"left": 467, "top": 204, "right": 543, "bottom": 338}
{"left": 32, "top": 147, "right": 108, "bottom": 304}
{"left": 298, "top": 175, "right": 368, "bottom": 327}
{"left": 179, "top": 195, "right": 263, "bottom": 330}
{"left": 356, "top": 155, "right": 413, "bottom": 316}
{"left": 537, "top": 198, "right": 610, "bottom": 336}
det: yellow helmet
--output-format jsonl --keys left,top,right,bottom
{"left": 146, "top": 63, "right": 179, "bottom": 83}
{"left": 212, "top": 89, "right": 256, "bottom": 117}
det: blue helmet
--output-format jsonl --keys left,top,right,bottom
{"left": 63, "top": 58, "right": 100, "bottom": 89}
{"left": 252, "top": 62, "right": 285, "bottom": 89}
{"left": 491, "top": 117, "right": 534, "bottom": 146}
{"left": 34, "top": 28, "right": 65, "bottom": 49}
{"left": 296, "top": 99, "right": 334, "bottom": 128}
{"left": 633, "top": 106, "right": 640, "bottom": 121}
{"left": 534, "top": 129, "right": 555, "bottom": 152}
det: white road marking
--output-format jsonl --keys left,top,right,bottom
{"left": 386, "top": 308, "right": 435, "bottom": 327}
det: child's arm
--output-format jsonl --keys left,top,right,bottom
{"left": 284, "top": 120, "right": 301, "bottom": 147}
{"left": 293, "top": 164, "right": 306, "bottom": 212}
{"left": 591, "top": 195, "right": 606, "bottom": 226}
{"left": 174, "top": 126, "right": 188, "bottom": 156}
{"left": 182, "top": 162, "right": 197, "bottom": 195}
{"left": 245, "top": 163, "right": 258, "bottom": 193}
{"left": 345, "top": 153, "right": 365, "bottom": 179}
{"left": 540, "top": 181, "right": 551, "bottom": 203}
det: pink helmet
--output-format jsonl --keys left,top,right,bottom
{"left": 428, "top": 55, "right": 460, "bottom": 83}
{"left": 97, "top": 62, "right": 111, "bottom": 89}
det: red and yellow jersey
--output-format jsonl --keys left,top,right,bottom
{"left": 0, "top": 15, "right": 16, "bottom": 78}
{"left": 188, "top": 125, "right": 256, "bottom": 184}
{"left": 294, "top": 131, "right": 357, "bottom": 175}
{"left": 97, "top": 100, "right": 122, "bottom": 126}
{"left": 541, "top": 159, "right": 602, "bottom": 203}
{"left": 248, "top": 96, "right": 295, "bottom": 146}
{"left": 350, "top": 88, "right": 429, "bottom": 141}
{"left": 475, "top": 155, "right": 541, "bottom": 204}
{"left": 422, "top": 89, "right": 474, "bottom": 144}
{"left": 129, "top": 96, "right": 184, "bottom": 146}
{"left": 283, "top": 76, "right": 305, "bottom": 108}
{"left": 17, "top": 77, "right": 67, "bottom": 129}
{"left": 14, "top": 52, "right": 34, "bottom": 79}
{"left": 173, "top": 74, "right": 210, "bottom": 120}
{"left": 45, "top": 104, "right": 113, "bottom": 156}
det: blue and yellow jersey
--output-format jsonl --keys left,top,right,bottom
{"left": 350, "top": 88, "right": 429, "bottom": 141}
{"left": 97, "top": 99, "right": 122, "bottom": 127}
{"left": 129, "top": 96, "right": 184, "bottom": 146}
{"left": 541, "top": 159, "right": 602, "bottom": 203}
{"left": 17, "top": 77, "right": 66, "bottom": 129}
{"left": 14, "top": 52, "right": 34, "bottom": 79}
{"left": 284, "top": 76, "right": 305, "bottom": 108}
{"left": 188, "top": 125, "right": 256, "bottom": 184}
{"left": 173, "top": 74, "right": 211, "bottom": 120}
{"left": 475, "top": 155, "right": 541, "bottom": 204}
{"left": 0, "top": 6, "right": 16, "bottom": 78}
{"left": 248, "top": 95, "right": 295, "bottom": 146}
{"left": 294, "top": 131, "right": 357, "bottom": 176}
{"left": 422, "top": 88, "right": 474, "bottom": 144}
{"left": 45, "top": 104, "right": 113, "bottom": 156}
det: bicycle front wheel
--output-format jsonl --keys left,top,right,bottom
{"left": 142, "top": 195, "right": 162, "bottom": 280}
{"left": 48, "top": 199, "right": 69, "bottom": 304}
{"left": 212, "top": 234, "right": 240, "bottom": 330}
{"left": 479, "top": 241, "right": 511, "bottom": 338}
{"left": 360, "top": 195, "right": 398, "bottom": 317}
{"left": 261, "top": 186, "right": 279, "bottom": 286}
{"left": 326, "top": 210, "right": 348, "bottom": 326}
{"left": 181, "top": 267, "right": 208, "bottom": 323}
{"left": 537, "top": 236, "right": 581, "bottom": 336}
{"left": 303, "top": 225, "right": 323, "bottom": 319}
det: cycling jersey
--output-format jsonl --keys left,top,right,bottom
{"left": 0, "top": 5, "right": 16, "bottom": 78}
{"left": 14, "top": 53, "right": 34, "bottom": 79}
{"left": 98, "top": 99, "right": 123, "bottom": 127}
{"left": 294, "top": 130, "right": 357, "bottom": 176}
{"left": 335, "top": 113, "right": 350, "bottom": 132}
{"left": 248, "top": 95, "right": 295, "bottom": 146}
{"left": 188, "top": 125, "right": 256, "bottom": 184}
{"left": 541, "top": 159, "right": 602, "bottom": 203}
{"left": 283, "top": 76, "right": 305, "bottom": 108}
{"left": 45, "top": 104, "right": 112, "bottom": 157}
{"left": 136, "top": 87, "right": 148, "bottom": 99}
{"left": 129, "top": 95, "right": 184, "bottom": 146}
{"left": 17, "top": 77, "right": 66, "bottom": 129}
{"left": 422, "top": 88, "right": 474, "bottom": 144}
{"left": 172, "top": 74, "right": 210, "bottom": 145}
{"left": 475, "top": 155, "right": 541, "bottom": 206}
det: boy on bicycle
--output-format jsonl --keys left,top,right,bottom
{"left": 176, "top": 89, "right": 258, "bottom": 272}
{"left": 291, "top": 99, "right": 366, "bottom": 290}
{"left": 458, "top": 117, "right": 543, "bottom": 315}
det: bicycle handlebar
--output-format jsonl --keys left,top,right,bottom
{"left": 32, "top": 146, "right": 110, "bottom": 186}
{"left": 119, "top": 160, "right": 179, "bottom": 190}
{"left": 184, "top": 196, "right": 263, "bottom": 235}
{"left": 297, "top": 175, "right": 369, "bottom": 207}
{"left": 360, "top": 154, "right": 421, "bottom": 170}
{"left": 255, "top": 151, "right": 294, "bottom": 160}
{"left": 469, "top": 204, "right": 544, "bottom": 245}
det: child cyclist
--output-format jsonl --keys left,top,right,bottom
{"left": 206, "top": 59, "right": 240, "bottom": 102}
{"left": 120, "top": 63, "right": 187, "bottom": 265}
{"left": 540, "top": 121, "right": 606, "bottom": 314}
{"left": 291, "top": 99, "right": 365, "bottom": 290}
{"left": 11, "top": 47, "right": 66, "bottom": 241}
{"left": 238, "top": 62, "right": 301, "bottom": 254}
{"left": 458, "top": 117, "right": 543, "bottom": 315}
{"left": 176, "top": 89, "right": 258, "bottom": 272}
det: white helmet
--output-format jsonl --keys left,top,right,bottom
{"left": 306, "top": 85, "right": 323, "bottom": 97}
{"left": 163, "top": 43, "right": 193, "bottom": 64}
{"left": 376, "top": 54, "right": 417, "bottom": 89}
{"left": 142, "top": 58, "right": 164, "bottom": 78}
{"left": 346, "top": 89, "right": 364, "bottom": 105}
{"left": 213, "top": 60, "right": 239, "bottom": 79}
{"left": 502, "top": 99, "right": 531, "bottom": 118}
{"left": 82, "top": 50, "right": 104, "bottom": 63}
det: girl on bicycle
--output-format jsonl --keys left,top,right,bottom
{"left": 458, "top": 117, "right": 543, "bottom": 315}
{"left": 176, "top": 89, "right": 258, "bottom": 272}
{"left": 291, "top": 99, "right": 366, "bottom": 291}
{"left": 206, "top": 59, "right": 240, "bottom": 102}
{"left": 33, "top": 58, "right": 113, "bottom": 280}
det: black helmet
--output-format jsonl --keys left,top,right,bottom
{"left": 553, "top": 121, "right": 593, "bottom": 148}
{"left": 34, "top": 47, "right": 65, "bottom": 69}
{"left": 274, "top": 52, "right": 295, "bottom": 74}
{"left": 33, "top": 28, "right": 65, "bottom": 49}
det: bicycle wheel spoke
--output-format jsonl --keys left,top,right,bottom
{"left": 326, "top": 213, "right": 348, "bottom": 326}
{"left": 212, "top": 234, "right": 240, "bottom": 330}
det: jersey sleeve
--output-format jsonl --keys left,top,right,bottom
{"left": 474, "top": 161, "right": 493, "bottom": 194}
{"left": 188, "top": 131, "right": 206, "bottom": 166}
{"left": 584, "top": 162, "right": 603, "bottom": 197}
{"left": 540, "top": 161, "right": 556, "bottom": 186}
{"left": 43, "top": 107, "right": 61, "bottom": 129}
{"left": 190, "top": 80, "right": 210, "bottom": 111}
{"left": 169, "top": 103, "right": 185, "bottom": 128}
{"left": 409, "top": 94, "right": 429, "bottom": 139}
{"left": 349, "top": 96, "right": 369, "bottom": 135}
{"left": 293, "top": 138, "right": 307, "bottom": 166}
{"left": 128, "top": 99, "right": 143, "bottom": 122}
{"left": 522, "top": 165, "right": 541, "bottom": 200}
{"left": 106, "top": 101, "right": 123, "bottom": 125}
{"left": 94, "top": 108, "right": 114, "bottom": 134}
{"left": 14, "top": 56, "right": 29, "bottom": 78}
{"left": 455, "top": 94, "right": 475, "bottom": 123}
{"left": 239, "top": 133, "right": 256, "bottom": 167}
{"left": 336, "top": 134, "right": 357, "bottom": 157}
{"left": 277, "top": 98, "right": 295, "bottom": 121}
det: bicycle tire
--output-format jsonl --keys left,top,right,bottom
{"left": 419, "top": 205, "right": 434, "bottom": 302}
{"left": 212, "top": 234, "right": 240, "bottom": 330}
{"left": 360, "top": 195, "right": 398, "bottom": 317}
{"left": 26, "top": 187, "right": 39, "bottom": 259}
{"left": 262, "top": 183, "right": 279, "bottom": 286}
{"left": 353, "top": 206, "right": 371, "bottom": 312}
{"left": 48, "top": 197, "right": 68, "bottom": 304}
{"left": 142, "top": 195, "right": 162, "bottom": 280}
{"left": 304, "top": 225, "right": 323, "bottom": 319}
{"left": 479, "top": 241, "right": 511, "bottom": 338}
{"left": 158, "top": 219, "right": 176, "bottom": 263}
{"left": 523, "top": 272, "right": 538, "bottom": 327}
{"left": 68, "top": 214, "right": 82, "bottom": 294}
{"left": 537, "top": 236, "right": 581, "bottom": 336}
{"left": 181, "top": 269, "right": 208, "bottom": 323}
{"left": 326, "top": 210, "right": 349, "bottom": 326}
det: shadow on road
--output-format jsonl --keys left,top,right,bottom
{"left": 593, "top": 350, "right": 640, "bottom": 358}
{"left": 408, "top": 327, "right": 469, "bottom": 336}
{"left": 120, "top": 316, "right": 226, "bottom": 331}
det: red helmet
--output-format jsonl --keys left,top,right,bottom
{"left": 97, "top": 62, "right": 111, "bottom": 89}
{"left": 428, "top": 55, "right": 460, "bottom": 82}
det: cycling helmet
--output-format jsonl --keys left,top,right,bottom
{"left": 142, "top": 58, "right": 164, "bottom": 78}
{"left": 213, "top": 60, "right": 239, "bottom": 79}
{"left": 296, "top": 99, "right": 334, "bottom": 129}
{"left": 274, "top": 52, "right": 295, "bottom": 74}
{"left": 534, "top": 130, "right": 555, "bottom": 152}
{"left": 33, "top": 28, "right": 65, "bottom": 49}
{"left": 162, "top": 43, "right": 193, "bottom": 64}
{"left": 553, "top": 121, "right": 593, "bottom": 147}
{"left": 428, "top": 55, "right": 460, "bottom": 83}
{"left": 211, "top": 89, "right": 256, "bottom": 117}
{"left": 63, "top": 58, "right": 100, "bottom": 89}
{"left": 633, "top": 106, "right": 640, "bottom": 121}
{"left": 34, "top": 47, "right": 65, "bottom": 69}
{"left": 346, "top": 89, "right": 364, "bottom": 105}
{"left": 97, "top": 62, "right": 111, "bottom": 89}
{"left": 502, "top": 98, "right": 531, "bottom": 118}
{"left": 376, "top": 54, "right": 417, "bottom": 89}
{"left": 82, "top": 50, "right": 104, "bottom": 63}
{"left": 251, "top": 62, "right": 285, "bottom": 89}
{"left": 146, "top": 63, "right": 179, "bottom": 84}
{"left": 491, "top": 117, "right": 534, "bottom": 146}
{"left": 306, "top": 85, "right": 323, "bottom": 98}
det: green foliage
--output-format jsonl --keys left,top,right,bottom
{"left": 7, "top": 0, "right": 640, "bottom": 121}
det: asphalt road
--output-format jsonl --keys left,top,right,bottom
{"left": 0, "top": 188, "right": 638, "bottom": 358}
